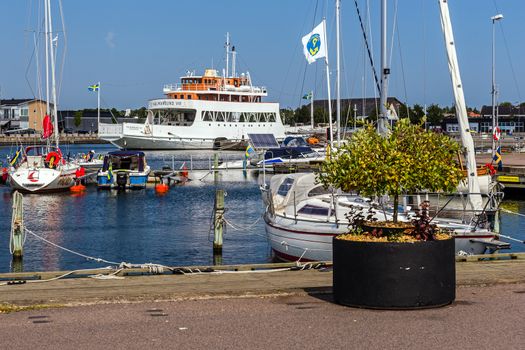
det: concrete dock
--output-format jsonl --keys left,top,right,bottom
{"left": 0, "top": 258, "right": 524, "bottom": 349}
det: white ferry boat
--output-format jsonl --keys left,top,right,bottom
{"left": 99, "top": 38, "right": 286, "bottom": 150}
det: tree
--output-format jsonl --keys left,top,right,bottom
{"left": 426, "top": 104, "right": 444, "bottom": 126}
{"left": 319, "top": 119, "right": 463, "bottom": 222}
{"left": 279, "top": 108, "right": 294, "bottom": 125}
{"left": 74, "top": 110, "right": 83, "bottom": 128}
{"left": 410, "top": 104, "right": 425, "bottom": 124}
{"left": 500, "top": 101, "right": 513, "bottom": 108}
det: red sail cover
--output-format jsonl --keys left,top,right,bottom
{"left": 42, "top": 115, "right": 54, "bottom": 139}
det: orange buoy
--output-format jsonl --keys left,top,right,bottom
{"left": 155, "top": 183, "right": 169, "bottom": 194}
{"left": 70, "top": 184, "right": 86, "bottom": 193}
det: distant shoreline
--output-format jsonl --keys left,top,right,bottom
{"left": 0, "top": 135, "right": 110, "bottom": 146}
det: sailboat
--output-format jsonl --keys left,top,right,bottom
{"left": 261, "top": 0, "right": 509, "bottom": 261}
{"left": 8, "top": 0, "right": 79, "bottom": 193}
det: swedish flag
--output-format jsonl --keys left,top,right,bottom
{"left": 9, "top": 149, "right": 21, "bottom": 166}
{"left": 88, "top": 83, "right": 100, "bottom": 92}
{"left": 245, "top": 144, "right": 255, "bottom": 159}
{"left": 493, "top": 146, "right": 503, "bottom": 171}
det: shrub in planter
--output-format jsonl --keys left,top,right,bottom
{"left": 319, "top": 119, "right": 463, "bottom": 309}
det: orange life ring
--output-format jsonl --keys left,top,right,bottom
{"left": 46, "top": 151, "right": 61, "bottom": 169}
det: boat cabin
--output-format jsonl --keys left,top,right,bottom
{"left": 102, "top": 151, "right": 147, "bottom": 172}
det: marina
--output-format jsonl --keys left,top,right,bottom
{"left": 1, "top": 0, "right": 525, "bottom": 348}
{"left": 1, "top": 144, "right": 525, "bottom": 273}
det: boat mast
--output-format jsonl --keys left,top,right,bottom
{"left": 225, "top": 32, "right": 230, "bottom": 78}
{"left": 44, "top": 0, "right": 50, "bottom": 116}
{"left": 336, "top": 0, "right": 341, "bottom": 146}
{"left": 438, "top": 0, "right": 483, "bottom": 211}
{"left": 323, "top": 19, "right": 334, "bottom": 149}
{"left": 231, "top": 46, "right": 236, "bottom": 78}
{"left": 378, "top": 0, "right": 390, "bottom": 136}
{"left": 46, "top": 0, "right": 59, "bottom": 149}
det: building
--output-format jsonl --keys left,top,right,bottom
{"left": 57, "top": 110, "right": 140, "bottom": 132}
{"left": 0, "top": 98, "right": 50, "bottom": 133}
{"left": 443, "top": 105, "right": 525, "bottom": 134}
{"left": 312, "top": 97, "right": 404, "bottom": 120}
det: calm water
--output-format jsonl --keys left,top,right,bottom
{"left": 0, "top": 144, "right": 524, "bottom": 273}
{"left": 0, "top": 144, "right": 270, "bottom": 272}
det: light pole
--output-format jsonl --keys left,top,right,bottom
{"left": 491, "top": 13, "right": 503, "bottom": 157}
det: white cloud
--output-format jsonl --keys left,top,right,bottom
{"left": 105, "top": 31, "right": 116, "bottom": 48}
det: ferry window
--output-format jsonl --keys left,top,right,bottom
{"left": 298, "top": 204, "right": 331, "bottom": 216}
{"left": 277, "top": 178, "right": 294, "bottom": 196}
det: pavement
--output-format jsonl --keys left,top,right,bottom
{"left": 0, "top": 283, "right": 523, "bottom": 349}
{"left": 1, "top": 259, "right": 524, "bottom": 349}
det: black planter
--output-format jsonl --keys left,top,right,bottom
{"left": 333, "top": 237, "right": 455, "bottom": 309}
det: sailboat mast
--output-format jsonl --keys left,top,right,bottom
{"left": 378, "top": 0, "right": 389, "bottom": 136}
{"left": 336, "top": 0, "right": 341, "bottom": 146}
{"left": 46, "top": 0, "right": 59, "bottom": 149}
{"left": 44, "top": 0, "right": 50, "bottom": 115}
{"left": 323, "top": 20, "right": 334, "bottom": 149}
{"left": 438, "top": 0, "right": 482, "bottom": 210}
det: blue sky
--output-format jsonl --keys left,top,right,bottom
{"left": 0, "top": 0, "right": 523, "bottom": 111}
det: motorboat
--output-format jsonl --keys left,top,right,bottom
{"left": 97, "top": 151, "right": 151, "bottom": 189}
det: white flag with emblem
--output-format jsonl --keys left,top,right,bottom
{"left": 302, "top": 20, "right": 327, "bottom": 64}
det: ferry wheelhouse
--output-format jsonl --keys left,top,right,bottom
{"left": 100, "top": 39, "right": 285, "bottom": 150}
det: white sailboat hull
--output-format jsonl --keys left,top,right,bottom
{"left": 9, "top": 166, "right": 77, "bottom": 192}
{"left": 265, "top": 213, "right": 505, "bottom": 262}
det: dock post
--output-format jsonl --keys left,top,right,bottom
{"left": 213, "top": 189, "right": 225, "bottom": 258}
{"left": 10, "top": 191, "right": 24, "bottom": 260}
{"left": 214, "top": 153, "right": 219, "bottom": 183}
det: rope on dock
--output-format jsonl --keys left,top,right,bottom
{"left": 2, "top": 227, "right": 327, "bottom": 285}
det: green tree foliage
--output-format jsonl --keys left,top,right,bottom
{"left": 74, "top": 110, "right": 83, "bottom": 128}
{"left": 426, "top": 104, "right": 444, "bottom": 125}
{"left": 500, "top": 101, "right": 513, "bottom": 108}
{"left": 410, "top": 104, "right": 425, "bottom": 124}
{"left": 319, "top": 119, "right": 463, "bottom": 222}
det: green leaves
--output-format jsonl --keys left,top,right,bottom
{"left": 319, "top": 119, "right": 464, "bottom": 221}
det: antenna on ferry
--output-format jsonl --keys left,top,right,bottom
{"left": 231, "top": 46, "right": 236, "bottom": 78}
{"left": 225, "top": 32, "right": 230, "bottom": 78}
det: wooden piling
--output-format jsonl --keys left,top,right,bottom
{"left": 213, "top": 153, "right": 219, "bottom": 183}
{"left": 10, "top": 191, "right": 24, "bottom": 259}
{"left": 213, "top": 189, "right": 225, "bottom": 255}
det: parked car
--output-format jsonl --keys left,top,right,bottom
{"left": 63, "top": 128, "right": 74, "bottom": 134}
{"left": 77, "top": 130, "right": 90, "bottom": 134}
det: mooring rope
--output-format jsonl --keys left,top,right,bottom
{"left": 24, "top": 228, "right": 122, "bottom": 266}
{"left": 501, "top": 208, "right": 525, "bottom": 218}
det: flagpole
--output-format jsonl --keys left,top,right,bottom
{"left": 323, "top": 20, "right": 334, "bottom": 149}
{"left": 310, "top": 90, "right": 314, "bottom": 129}
{"left": 97, "top": 81, "right": 100, "bottom": 136}
{"left": 336, "top": 0, "right": 341, "bottom": 146}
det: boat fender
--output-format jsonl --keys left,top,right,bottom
{"left": 493, "top": 127, "right": 501, "bottom": 141}
{"left": 45, "top": 151, "right": 61, "bottom": 169}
